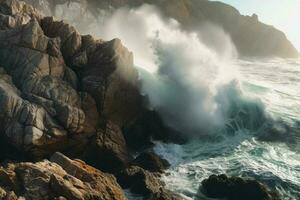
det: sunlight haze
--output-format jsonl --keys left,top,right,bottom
{"left": 217, "top": 0, "right": 300, "bottom": 51}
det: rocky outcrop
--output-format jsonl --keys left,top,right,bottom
{"left": 83, "top": 121, "right": 132, "bottom": 173}
{"left": 132, "top": 152, "right": 170, "bottom": 173}
{"left": 0, "top": 152, "right": 126, "bottom": 200}
{"left": 201, "top": 174, "right": 280, "bottom": 200}
{"left": 117, "top": 166, "right": 181, "bottom": 200}
{"left": 123, "top": 110, "right": 186, "bottom": 151}
{"left": 0, "top": 0, "right": 143, "bottom": 159}
{"left": 84, "top": 0, "right": 299, "bottom": 58}
{"left": 0, "top": 1, "right": 183, "bottom": 199}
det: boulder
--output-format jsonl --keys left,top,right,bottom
{"left": 80, "top": 37, "right": 144, "bottom": 126}
{"left": 201, "top": 174, "right": 280, "bottom": 200}
{"left": 117, "top": 166, "right": 180, "bottom": 199}
{"left": 148, "top": 188, "right": 182, "bottom": 200}
{"left": 123, "top": 110, "right": 186, "bottom": 151}
{"left": 132, "top": 152, "right": 170, "bottom": 173}
{"left": 84, "top": 121, "right": 131, "bottom": 173}
{"left": 0, "top": 17, "right": 93, "bottom": 157}
{"left": 117, "top": 166, "right": 163, "bottom": 195}
{"left": 0, "top": 0, "right": 150, "bottom": 160}
{"left": 0, "top": 152, "right": 127, "bottom": 200}
{"left": 40, "top": 16, "right": 82, "bottom": 62}
{"left": 0, "top": 0, "right": 41, "bottom": 30}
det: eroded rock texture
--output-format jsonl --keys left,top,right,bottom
{"left": 0, "top": 0, "right": 142, "bottom": 159}
{"left": 0, "top": 1, "right": 182, "bottom": 199}
{"left": 117, "top": 166, "right": 181, "bottom": 200}
{"left": 0, "top": 152, "right": 126, "bottom": 200}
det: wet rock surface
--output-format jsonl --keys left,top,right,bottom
{"left": 132, "top": 152, "right": 170, "bottom": 173}
{"left": 123, "top": 110, "right": 186, "bottom": 152}
{"left": 84, "top": 121, "right": 132, "bottom": 173}
{"left": 201, "top": 174, "right": 280, "bottom": 200}
{"left": 117, "top": 166, "right": 181, "bottom": 200}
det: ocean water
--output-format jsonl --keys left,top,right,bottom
{"left": 153, "top": 59, "right": 300, "bottom": 200}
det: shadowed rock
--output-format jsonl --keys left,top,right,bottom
{"left": 83, "top": 121, "right": 132, "bottom": 173}
{"left": 117, "top": 166, "right": 181, "bottom": 200}
{"left": 201, "top": 174, "right": 280, "bottom": 200}
{"left": 0, "top": 0, "right": 143, "bottom": 159}
{"left": 123, "top": 110, "right": 186, "bottom": 151}
{"left": 132, "top": 151, "right": 170, "bottom": 173}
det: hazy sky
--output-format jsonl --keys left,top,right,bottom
{"left": 216, "top": 0, "right": 300, "bottom": 51}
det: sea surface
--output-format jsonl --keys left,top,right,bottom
{"left": 153, "top": 59, "right": 300, "bottom": 200}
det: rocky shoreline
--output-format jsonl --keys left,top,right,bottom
{"left": 0, "top": 1, "right": 282, "bottom": 199}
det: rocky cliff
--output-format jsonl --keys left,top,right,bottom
{"left": 0, "top": 1, "right": 284, "bottom": 199}
{"left": 0, "top": 0, "right": 184, "bottom": 199}
{"left": 86, "top": 0, "right": 299, "bottom": 58}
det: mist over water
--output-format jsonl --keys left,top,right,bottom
{"left": 50, "top": 2, "right": 271, "bottom": 136}
{"left": 34, "top": 1, "right": 300, "bottom": 199}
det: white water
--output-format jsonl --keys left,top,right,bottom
{"left": 31, "top": 2, "right": 300, "bottom": 199}
{"left": 154, "top": 59, "right": 300, "bottom": 200}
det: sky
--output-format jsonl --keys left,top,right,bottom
{"left": 216, "top": 0, "right": 300, "bottom": 51}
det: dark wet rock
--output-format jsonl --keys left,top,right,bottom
{"left": 201, "top": 174, "right": 280, "bottom": 200}
{"left": 123, "top": 110, "right": 186, "bottom": 151}
{"left": 148, "top": 188, "right": 182, "bottom": 200}
{"left": 118, "top": 166, "right": 162, "bottom": 195}
{"left": 117, "top": 166, "right": 180, "bottom": 199}
{"left": 84, "top": 121, "right": 132, "bottom": 173}
{"left": 0, "top": 152, "right": 127, "bottom": 200}
{"left": 79, "top": 37, "right": 144, "bottom": 127}
{"left": 133, "top": 152, "right": 170, "bottom": 173}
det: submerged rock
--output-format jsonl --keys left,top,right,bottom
{"left": 201, "top": 174, "right": 280, "bottom": 200}
{"left": 0, "top": 152, "right": 126, "bottom": 200}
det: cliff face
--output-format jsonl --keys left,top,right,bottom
{"left": 0, "top": 1, "right": 183, "bottom": 199}
{"left": 89, "top": 0, "right": 299, "bottom": 58}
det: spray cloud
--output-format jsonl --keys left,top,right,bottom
{"left": 40, "top": 1, "right": 267, "bottom": 136}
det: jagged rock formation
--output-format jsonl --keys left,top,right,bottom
{"left": 0, "top": 1, "right": 183, "bottom": 199}
{"left": 0, "top": 1, "right": 288, "bottom": 200}
{"left": 132, "top": 152, "right": 170, "bottom": 173}
{"left": 0, "top": 0, "right": 143, "bottom": 159}
{"left": 123, "top": 110, "right": 186, "bottom": 152}
{"left": 83, "top": 121, "right": 132, "bottom": 173}
{"left": 0, "top": 152, "right": 126, "bottom": 200}
{"left": 85, "top": 0, "right": 299, "bottom": 58}
{"left": 117, "top": 166, "right": 181, "bottom": 200}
